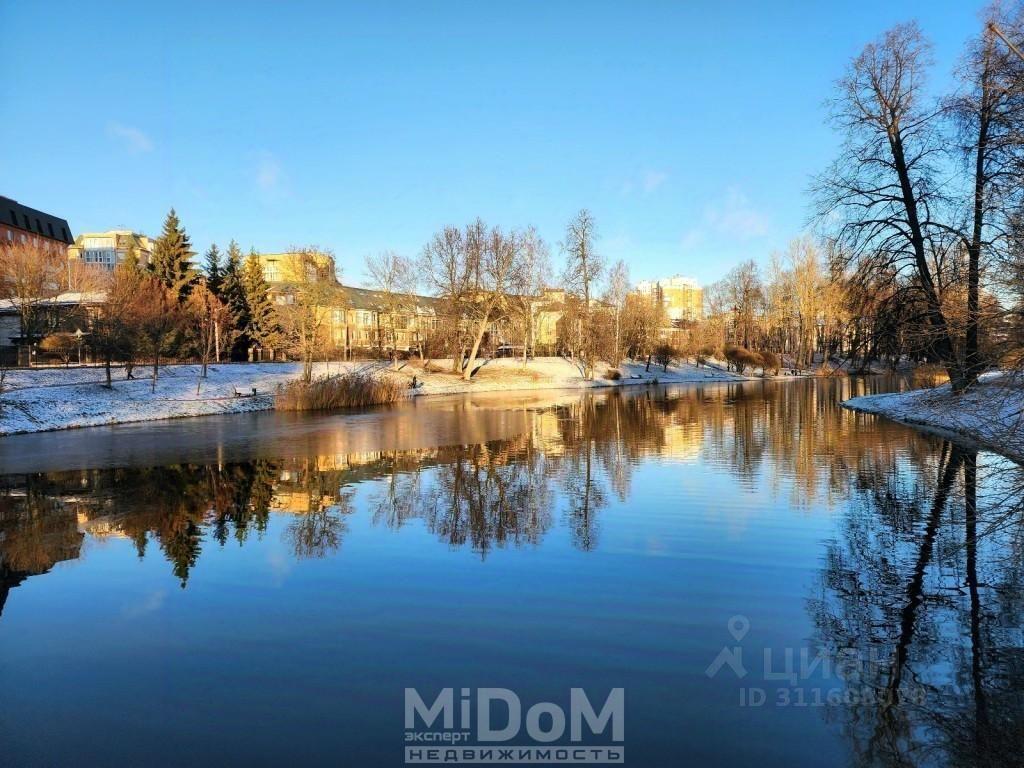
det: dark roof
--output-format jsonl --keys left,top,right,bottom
{"left": 0, "top": 196, "right": 73, "bottom": 244}
{"left": 337, "top": 284, "right": 445, "bottom": 312}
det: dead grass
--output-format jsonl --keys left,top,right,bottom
{"left": 913, "top": 364, "right": 950, "bottom": 389}
{"left": 275, "top": 372, "right": 406, "bottom": 411}
{"left": 471, "top": 365, "right": 544, "bottom": 382}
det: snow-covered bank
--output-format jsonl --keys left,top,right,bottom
{"left": 842, "top": 373, "right": 1024, "bottom": 463}
{"left": 0, "top": 357, "right": 746, "bottom": 436}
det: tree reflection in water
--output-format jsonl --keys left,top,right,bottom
{"left": 810, "top": 441, "right": 1024, "bottom": 767}
{"left": 1, "top": 377, "right": 1022, "bottom": 765}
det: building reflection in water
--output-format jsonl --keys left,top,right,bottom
{"left": 1, "top": 377, "right": 1022, "bottom": 766}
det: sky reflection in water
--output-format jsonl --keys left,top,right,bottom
{"left": 1, "top": 377, "right": 1021, "bottom": 767}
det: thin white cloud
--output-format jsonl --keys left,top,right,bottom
{"left": 122, "top": 589, "right": 166, "bottom": 618}
{"left": 642, "top": 170, "right": 669, "bottom": 194}
{"left": 107, "top": 122, "right": 153, "bottom": 153}
{"left": 620, "top": 169, "right": 670, "bottom": 197}
{"left": 255, "top": 151, "right": 282, "bottom": 192}
{"left": 676, "top": 188, "right": 770, "bottom": 260}
{"left": 704, "top": 188, "right": 769, "bottom": 239}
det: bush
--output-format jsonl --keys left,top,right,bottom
{"left": 605, "top": 368, "right": 622, "bottom": 381}
{"left": 758, "top": 350, "right": 781, "bottom": 376}
{"left": 654, "top": 343, "right": 676, "bottom": 372}
{"left": 275, "top": 372, "right": 405, "bottom": 411}
{"left": 912, "top": 364, "right": 949, "bottom": 389}
{"left": 725, "top": 345, "right": 761, "bottom": 374}
{"left": 39, "top": 332, "right": 78, "bottom": 365}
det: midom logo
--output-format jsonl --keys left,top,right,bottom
{"left": 404, "top": 687, "right": 624, "bottom": 764}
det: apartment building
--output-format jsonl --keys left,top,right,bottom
{"left": 635, "top": 275, "right": 703, "bottom": 323}
{"left": 67, "top": 230, "right": 155, "bottom": 270}
{"left": 0, "top": 196, "right": 74, "bottom": 251}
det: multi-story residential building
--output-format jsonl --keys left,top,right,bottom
{"left": 0, "top": 196, "right": 74, "bottom": 251}
{"left": 255, "top": 250, "right": 580, "bottom": 359}
{"left": 635, "top": 275, "right": 704, "bottom": 323}
{"left": 257, "top": 251, "right": 338, "bottom": 284}
{"left": 67, "top": 230, "right": 155, "bottom": 271}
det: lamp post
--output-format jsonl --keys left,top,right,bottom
{"left": 75, "top": 328, "right": 84, "bottom": 365}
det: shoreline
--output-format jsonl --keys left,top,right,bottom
{"left": 841, "top": 374, "right": 1024, "bottom": 464}
{"left": 0, "top": 357, "right": 753, "bottom": 437}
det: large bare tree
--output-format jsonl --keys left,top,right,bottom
{"left": 561, "top": 209, "right": 604, "bottom": 378}
{"left": 950, "top": 4, "right": 1024, "bottom": 382}
{"left": 816, "top": 23, "right": 968, "bottom": 385}
{"left": 365, "top": 250, "right": 417, "bottom": 367}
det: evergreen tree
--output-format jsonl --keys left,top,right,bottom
{"left": 242, "top": 249, "right": 280, "bottom": 353}
{"left": 220, "top": 240, "right": 250, "bottom": 359}
{"left": 149, "top": 208, "right": 196, "bottom": 298}
{"left": 122, "top": 242, "right": 142, "bottom": 273}
{"left": 203, "top": 243, "right": 223, "bottom": 297}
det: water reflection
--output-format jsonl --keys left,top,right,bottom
{"left": 2, "top": 377, "right": 1023, "bottom": 766}
{"left": 1, "top": 379, "right": 923, "bottom": 594}
{"left": 809, "top": 440, "right": 1024, "bottom": 767}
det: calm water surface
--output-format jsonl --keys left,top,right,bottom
{"left": 1, "top": 378, "right": 1022, "bottom": 767}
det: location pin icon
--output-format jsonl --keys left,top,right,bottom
{"left": 728, "top": 615, "right": 750, "bottom": 642}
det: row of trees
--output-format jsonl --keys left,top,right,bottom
{"left": 814, "top": 4, "right": 1024, "bottom": 390}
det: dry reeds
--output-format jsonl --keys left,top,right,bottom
{"left": 912, "top": 364, "right": 950, "bottom": 389}
{"left": 275, "top": 372, "right": 406, "bottom": 411}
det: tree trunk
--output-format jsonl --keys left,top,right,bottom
{"left": 151, "top": 351, "right": 159, "bottom": 393}
{"left": 463, "top": 314, "right": 490, "bottom": 381}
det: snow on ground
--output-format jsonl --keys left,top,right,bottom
{"left": 842, "top": 372, "right": 1024, "bottom": 463}
{"left": 0, "top": 357, "right": 748, "bottom": 436}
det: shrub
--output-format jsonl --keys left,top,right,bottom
{"left": 912, "top": 364, "right": 949, "bottom": 389}
{"left": 654, "top": 343, "right": 676, "bottom": 372}
{"left": 275, "top": 372, "right": 405, "bottom": 411}
{"left": 39, "top": 332, "right": 78, "bottom": 366}
{"left": 758, "top": 350, "right": 781, "bottom": 376}
{"left": 725, "top": 345, "right": 761, "bottom": 374}
{"left": 605, "top": 368, "right": 622, "bottom": 381}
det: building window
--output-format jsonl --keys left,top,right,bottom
{"left": 47, "top": 222, "right": 54, "bottom": 238}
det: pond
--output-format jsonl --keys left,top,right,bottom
{"left": 1, "top": 377, "right": 1022, "bottom": 767}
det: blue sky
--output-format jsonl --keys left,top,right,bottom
{"left": 1, "top": 1, "right": 981, "bottom": 287}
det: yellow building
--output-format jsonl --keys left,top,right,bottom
{"left": 635, "top": 276, "right": 703, "bottom": 322}
{"left": 67, "top": 230, "right": 154, "bottom": 271}
{"left": 256, "top": 251, "right": 338, "bottom": 284}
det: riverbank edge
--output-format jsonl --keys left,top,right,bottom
{"left": 0, "top": 360, "right": 756, "bottom": 437}
{"left": 841, "top": 380, "right": 1024, "bottom": 464}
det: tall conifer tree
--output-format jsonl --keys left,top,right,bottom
{"left": 220, "top": 240, "right": 250, "bottom": 359}
{"left": 203, "top": 243, "right": 223, "bottom": 297}
{"left": 242, "top": 249, "right": 280, "bottom": 352}
{"left": 150, "top": 208, "right": 196, "bottom": 298}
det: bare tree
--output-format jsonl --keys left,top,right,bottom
{"left": 421, "top": 220, "right": 528, "bottom": 380}
{"left": 0, "top": 241, "right": 68, "bottom": 361}
{"left": 420, "top": 225, "right": 472, "bottom": 373}
{"left": 278, "top": 248, "right": 338, "bottom": 383}
{"left": 510, "top": 226, "right": 551, "bottom": 366}
{"left": 184, "top": 283, "right": 230, "bottom": 391}
{"left": 462, "top": 223, "right": 527, "bottom": 381}
{"left": 949, "top": 4, "right": 1024, "bottom": 384}
{"left": 561, "top": 209, "right": 605, "bottom": 378}
{"left": 90, "top": 264, "right": 144, "bottom": 388}
{"left": 136, "top": 276, "right": 182, "bottom": 393}
{"left": 816, "top": 23, "right": 969, "bottom": 387}
{"left": 604, "top": 259, "right": 630, "bottom": 364}
{"left": 365, "top": 250, "right": 417, "bottom": 368}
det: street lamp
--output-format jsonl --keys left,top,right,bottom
{"left": 74, "top": 328, "right": 84, "bottom": 365}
